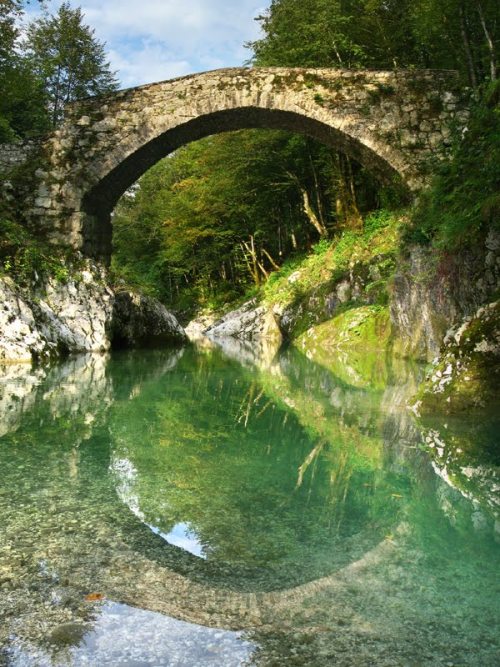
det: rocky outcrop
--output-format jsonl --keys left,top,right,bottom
{"left": 0, "top": 264, "right": 113, "bottom": 362}
{"left": 0, "top": 265, "right": 187, "bottom": 363}
{"left": 413, "top": 300, "right": 500, "bottom": 415}
{"left": 204, "top": 299, "right": 282, "bottom": 342}
{"left": 184, "top": 313, "right": 219, "bottom": 341}
{"left": 276, "top": 253, "right": 394, "bottom": 340}
{"left": 390, "top": 229, "right": 500, "bottom": 360}
{"left": 110, "top": 290, "right": 187, "bottom": 348}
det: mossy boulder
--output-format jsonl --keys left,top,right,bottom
{"left": 414, "top": 301, "right": 500, "bottom": 415}
{"left": 293, "top": 305, "right": 393, "bottom": 388}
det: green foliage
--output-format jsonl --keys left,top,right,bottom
{"left": 112, "top": 129, "right": 346, "bottom": 315}
{"left": 312, "top": 238, "right": 330, "bottom": 255}
{"left": 0, "top": 217, "right": 72, "bottom": 284}
{"left": 250, "top": 0, "right": 499, "bottom": 85}
{"left": 248, "top": 0, "right": 365, "bottom": 68}
{"left": 407, "top": 88, "right": 500, "bottom": 248}
{"left": 0, "top": 1, "right": 49, "bottom": 140}
{"left": 364, "top": 208, "right": 398, "bottom": 234}
{"left": 262, "top": 210, "right": 402, "bottom": 309}
{"left": 0, "top": 1, "right": 117, "bottom": 139}
{"left": 25, "top": 2, "right": 118, "bottom": 127}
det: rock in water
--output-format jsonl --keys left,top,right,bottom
{"left": 413, "top": 301, "right": 500, "bottom": 415}
{"left": 110, "top": 290, "right": 187, "bottom": 348}
{"left": 204, "top": 299, "right": 283, "bottom": 342}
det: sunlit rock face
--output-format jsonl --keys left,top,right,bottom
{"left": 0, "top": 264, "right": 187, "bottom": 362}
{"left": 0, "top": 67, "right": 466, "bottom": 262}
{"left": 204, "top": 298, "right": 283, "bottom": 344}
{"left": 0, "top": 263, "right": 113, "bottom": 363}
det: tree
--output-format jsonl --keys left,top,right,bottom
{"left": 0, "top": 1, "right": 21, "bottom": 67}
{"left": 25, "top": 2, "right": 118, "bottom": 127}
{"left": 111, "top": 130, "right": 343, "bottom": 310}
{"left": 249, "top": 0, "right": 365, "bottom": 68}
{"left": 0, "top": 0, "right": 49, "bottom": 141}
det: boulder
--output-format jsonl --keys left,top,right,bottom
{"left": 110, "top": 290, "right": 187, "bottom": 348}
{"left": 413, "top": 301, "right": 500, "bottom": 415}
{"left": 204, "top": 299, "right": 282, "bottom": 342}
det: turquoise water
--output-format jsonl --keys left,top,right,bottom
{"left": 0, "top": 343, "right": 498, "bottom": 666}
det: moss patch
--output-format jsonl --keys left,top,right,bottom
{"left": 293, "top": 305, "right": 393, "bottom": 388}
{"left": 415, "top": 301, "right": 500, "bottom": 415}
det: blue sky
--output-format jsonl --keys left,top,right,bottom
{"left": 25, "top": 1, "right": 266, "bottom": 88}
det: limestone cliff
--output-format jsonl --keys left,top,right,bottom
{"left": 0, "top": 262, "right": 186, "bottom": 363}
{"left": 390, "top": 229, "right": 500, "bottom": 360}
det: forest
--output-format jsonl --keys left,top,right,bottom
{"left": 1, "top": 0, "right": 499, "bottom": 316}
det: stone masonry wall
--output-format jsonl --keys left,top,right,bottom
{"left": 1, "top": 67, "right": 469, "bottom": 262}
{"left": 0, "top": 140, "right": 40, "bottom": 174}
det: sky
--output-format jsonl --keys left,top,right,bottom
{"left": 25, "top": 1, "right": 266, "bottom": 88}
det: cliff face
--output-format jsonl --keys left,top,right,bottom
{"left": 390, "top": 229, "right": 500, "bottom": 360}
{"left": 0, "top": 261, "right": 186, "bottom": 363}
{"left": 0, "top": 263, "right": 113, "bottom": 362}
{"left": 414, "top": 300, "right": 500, "bottom": 415}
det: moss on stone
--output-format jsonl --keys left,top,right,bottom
{"left": 293, "top": 305, "right": 393, "bottom": 388}
{"left": 415, "top": 301, "right": 500, "bottom": 415}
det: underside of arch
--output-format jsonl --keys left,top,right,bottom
{"left": 81, "top": 106, "right": 410, "bottom": 261}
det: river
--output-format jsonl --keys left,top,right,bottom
{"left": 0, "top": 342, "right": 498, "bottom": 666}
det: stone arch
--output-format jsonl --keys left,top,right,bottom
{"left": 26, "top": 68, "right": 463, "bottom": 260}
{"left": 81, "top": 106, "right": 407, "bottom": 259}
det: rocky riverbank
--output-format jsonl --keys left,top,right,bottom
{"left": 187, "top": 227, "right": 500, "bottom": 411}
{"left": 191, "top": 229, "right": 500, "bottom": 355}
{"left": 0, "top": 260, "right": 186, "bottom": 363}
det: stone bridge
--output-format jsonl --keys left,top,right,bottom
{"left": 1, "top": 67, "right": 467, "bottom": 262}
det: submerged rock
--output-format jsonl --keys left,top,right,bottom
{"left": 110, "top": 290, "right": 187, "bottom": 348}
{"left": 48, "top": 622, "right": 89, "bottom": 647}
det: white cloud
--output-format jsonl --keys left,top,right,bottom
{"left": 108, "top": 43, "right": 192, "bottom": 88}
{"left": 25, "top": 1, "right": 266, "bottom": 87}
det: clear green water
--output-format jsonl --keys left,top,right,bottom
{"left": 0, "top": 343, "right": 498, "bottom": 666}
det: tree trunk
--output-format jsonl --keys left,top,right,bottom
{"left": 459, "top": 4, "right": 478, "bottom": 87}
{"left": 301, "top": 188, "right": 328, "bottom": 237}
{"left": 308, "top": 145, "right": 327, "bottom": 231}
{"left": 241, "top": 236, "right": 260, "bottom": 286}
{"left": 334, "top": 153, "right": 363, "bottom": 230}
{"left": 477, "top": 0, "right": 497, "bottom": 81}
{"left": 261, "top": 247, "right": 281, "bottom": 271}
